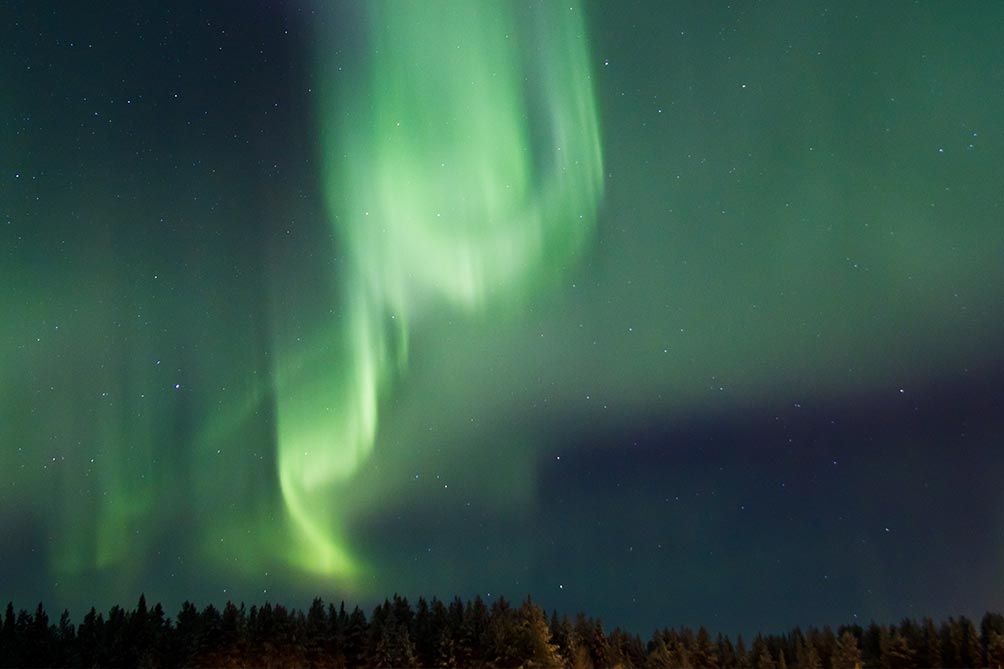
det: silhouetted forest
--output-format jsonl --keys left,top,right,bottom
{"left": 1, "top": 594, "right": 1002, "bottom": 668}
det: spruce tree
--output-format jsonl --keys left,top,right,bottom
{"left": 717, "top": 633, "right": 737, "bottom": 669}
{"left": 460, "top": 596, "right": 490, "bottom": 668}
{"left": 671, "top": 637, "right": 693, "bottom": 669}
{"left": 959, "top": 616, "right": 983, "bottom": 668}
{"left": 435, "top": 625, "right": 457, "bottom": 668}
{"left": 515, "top": 597, "right": 563, "bottom": 668}
{"left": 941, "top": 618, "right": 963, "bottom": 668}
{"left": 646, "top": 637, "right": 674, "bottom": 669}
{"left": 344, "top": 606, "right": 368, "bottom": 668}
{"left": 920, "top": 617, "right": 942, "bottom": 668}
{"left": 983, "top": 613, "right": 1004, "bottom": 655}
{"left": 55, "top": 609, "right": 77, "bottom": 667}
{"left": 489, "top": 597, "right": 520, "bottom": 668}
{"left": 413, "top": 597, "right": 434, "bottom": 668}
{"left": 803, "top": 642, "right": 823, "bottom": 669}
{"left": 987, "top": 631, "right": 1004, "bottom": 669}
{"left": 692, "top": 627, "right": 718, "bottom": 669}
{"left": 752, "top": 636, "right": 774, "bottom": 669}
{"left": 832, "top": 629, "right": 862, "bottom": 669}
{"left": 880, "top": 631, "right": 914, "bottom": 669}
{"left": 735, "top": 635, "right": 752, "bottom": 669}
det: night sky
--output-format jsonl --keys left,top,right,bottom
{"left": 3, "top": 0, "right": 1004, "bottom": 638}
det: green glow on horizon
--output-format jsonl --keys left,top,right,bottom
{"left": 273, "top": 0, "right": 603, "bottom": 578}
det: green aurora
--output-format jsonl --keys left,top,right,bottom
{"left": 3, "top": 0, "right": 1004, "bottom": 634}
{"left": 272, "top": 0, "right": 602, "bottom": 580}
{"left": 3, "top": 0, "right": 604, "bottom": 594}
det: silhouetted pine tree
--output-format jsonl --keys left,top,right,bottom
{"left": 370, "top": 620, "right": 417, "bottom": 669}
{"left": 0, "top": 603, "right": 14, "bottom": 665}
{"left": 194, "top": 603, "right": 226, "bottom": 667}
{"left": 608, "top": 627, "right": 646, "bottom": 669}
{"left": 569, "top": 616, "right": 595, "bottom": 669}
{"left": 326, "top": 601, "right": 349, "bottom": 669}
{"left": 387, "top": 594, "right": 411, "bottom": 638}
{"left": 959, "top": 616, "right": 984, "bottom": 668}
{"left": 858, "top": 622, "right": 881, "bottom": 668}
{"left": 751, "top": 635, "right": 773, "bottom": 669}
{"left": 883, "top": 630, "right": 915, "bottom": 669}
{"left": 646, "top": 637, "right": 674, "bottom": 669}
{"left": 941, "top": 617, "right": 963, "bottom": 668}
{"left": 77, "top": 607, "right": 102, "bottom": 668}
{"left": 173, "top": 601, "right": 200, "bottom": 667}
{"left": 717, "top": 633, "right": 737, "bottom": 669}
{"left": 489, "top": 597, "right": 521, "bottom": 668}
{"left": 670, "top": 636, "right": 693, "bottom": 669}
{"left": 918, "top": 617, "right": 942, "bottom": 669}
{"left": 983, "top": 613, "right": 1004, "bottom": 656}
{"left": 104, "top": 604, "right": 133, "bottom": 667}
{"left": 434, "top": 624, "right": 457, "bottom": 668}
{"left": 550, "top": 611, "right": 570, "bottom": 667}
{"left": 512, "top": 597, "right": 562, "bottom": 668}
{"left": 832, "top": 629, "right": 862, "bottom": 669}
{"left": 413, "top": 597, "right": 434, "bottom": 667}
{"left": 54, "top": 609, "right": 77, "bottom": 667}
{"left": 367, "top": 601, "right": 417, "bottom": 668}
{"left": 571, "top": 614, "right": 609, "bottom": 669}
{"left": 343, "top": 606, "right": 368, "bottom": 668}
{"left": 898, "top": 618, "right": 922, "bottom": 659}
{"left": 987, "top": 631, "right": 1004, "bottom": 669}
{"left": 25, "top": 602, "right": 53, "bottom": 668}
{"left": 735, "top": 635, "right": 751, "bottom": 669}
{"left": 5, "top": 607, "right": 29, "bottom": 669}
{"left": 800, "top": 638, "right": 823, "bottom": 669}
{"left": 197, "top": 600, "right": 245, "bottom": 668}
{"left": 817, "top": 626, "right": 838, "bottom": 669}
{"left": 459, "top": 596, "right": 490, "bottom": 668}
{"left": 691, "top": 627, "right": 718, "bottom": 669}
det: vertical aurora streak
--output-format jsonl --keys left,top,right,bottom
{"left": 271, "top": 1, "right": 604, "bottom": 578}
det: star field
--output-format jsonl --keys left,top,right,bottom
{"left": 2, "top": 0, "right": 1004, "bottom": 637}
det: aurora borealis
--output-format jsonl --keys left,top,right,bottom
{"left": 3, "top": 0, "right": 1004, "bottom": 636}
{"left": 272, "top": 0, "right": 602, "bottom": 579}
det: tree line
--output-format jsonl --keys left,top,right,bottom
{"left": 1, "top": 594, "right": 1002, "bottom": 668}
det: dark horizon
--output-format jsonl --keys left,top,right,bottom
{"left": 2, "top": 593, "right": 1001, "bottom": 668}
